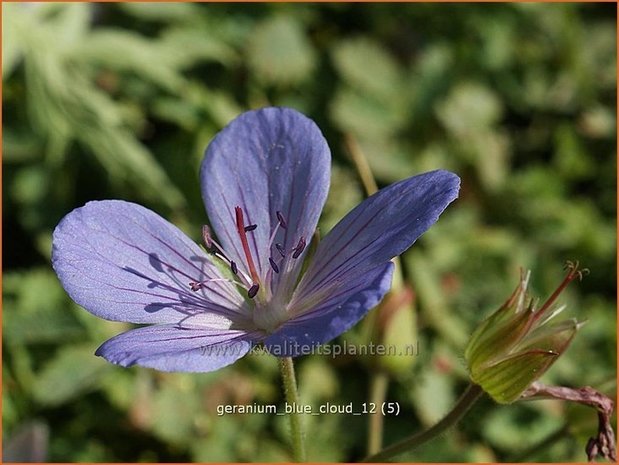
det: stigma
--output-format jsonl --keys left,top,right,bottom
{"left": 188, "top": 206, "right": 306, "bottom": 302}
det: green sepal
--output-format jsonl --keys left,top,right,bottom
{"left": 471, "top": 349, "right": 559, "bottom": 404}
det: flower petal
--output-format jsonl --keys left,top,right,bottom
{"left": 52, "top": 200, "right": 247, "bottom": 325}
{"left": 95, "top": 324, "right": 255, "bottom": 372}
{"left": 263, "top": 263, "right": 394, "bottom": 356}
{"left": 294, "top": 170, "right": 459, "bottom": 302}
{"left": 200, "top": 107, "right": 330, "bottom": 291}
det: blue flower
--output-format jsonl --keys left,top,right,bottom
{"left": 52, "top": 107, "right": 460, "bottom": 372}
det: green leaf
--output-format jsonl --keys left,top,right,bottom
{"left": 74, "top": 29, "right": 184, "bottom": 92}
{"left": 247, "top": 16, "right": 316, "bottom": 86}
{"left": 436, "top": 82, "right": 503, "bottom": 136}
{"left": 160, "top": 28, "right": 239, "bottom": 68}
{"left": 3, "top": 269, "right": 85, "bottom": 345}
{"left": 2, "top": 4, "right": 24, "bottom": 79}
{"left": 411, "top": 359, "right": 455, "bottom": 425}
{"left": 119, "top": 2, "right": 203, "bottom": 23}
{"left": 31, "top": 345, "right": 109, "bottom": 406}
{"left": 332, "top": 37, "right": 404, "bottom": 101}
{"left": 151, "top": 379, "right": 202, "bottom": 445}
{"left": 330, "top": 88, "right": 407, "bottom": 139}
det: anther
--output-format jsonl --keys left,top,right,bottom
{"left": 244, "top": 224, "right": 257, "bottom": 232}
{"left": 276, "top": 211, "right": 288, "bottom": 229}
{"left": 230, "top": 261, "right": 238, "bottom": 275}
{"left": 275, "top": 243, "right": 285, "bottom": 257}
{"left": 202, "top": 225, "right": 214, "bottom": 249}
{"left": 189, "top": 281, "right": 203, "bottom": 292}
{"left": 292, "top": 237, "right": 306, "bottom": 259}
{"left": 269, "top": 257, "right": 279, "bottom": 274}
{"left": 248, "top": 283, "right": 260, "bottom": 299}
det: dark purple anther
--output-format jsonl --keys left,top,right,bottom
{"left": 189, "top": 281, "right": 202, "bottom": 292}
{"left": 275, "top": 243, "right": 285, "bottom": 257}
{"left": 276, "top": 211, "right": 288, "bottom": 229}
{"left": 230, "top": 261, "right": 238, "bottom": 275}
{"left": 201, "top": 225, "right": 213, "bottom": 249}
{"left": 248, "top": 283, "right": 260, "bottom": 299}
{"left": 269, "top": 257, "right": 279, "bottom": 274}
{"left": 292, "top": 237, "right": 306, "bottom": 259}
{"left": 244, "top": 224, "right": 257, "bottom": 232}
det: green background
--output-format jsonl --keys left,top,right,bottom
{"left": 3, "top": 3, "right": 616, "bottom": 462}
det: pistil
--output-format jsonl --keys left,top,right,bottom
{"left": 235, "top": 206, "right": 261, "bottom": 285}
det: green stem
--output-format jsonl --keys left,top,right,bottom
{"left": 367, "top": 371, "right": 389, "bottom": 455}
{"left": 344, "top": 133, "right": 379, "bottom": 196}
{"left": 279, "top": 357, "right": 306, "bottom": 462}
{"left": 362, "top": 383, "right": 484, "bottom": 462}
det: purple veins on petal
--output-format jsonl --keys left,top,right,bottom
{"left": 52, "top": 107, "right": 461, "bottom": 374}
{"left": 51, "top": 200, "right": 245, "bottom": 325}
{"left": 200, "top": 107, "right": 331, "bottom": 295}
{"left": 95, "top": 324, "right": 255, "bottom": 372}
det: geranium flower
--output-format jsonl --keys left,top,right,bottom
{"left": 52, "top": 107, "right": 459, "bottom": 372}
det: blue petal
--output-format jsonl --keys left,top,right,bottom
{"left": 201, "top": 107, "right": 330, "bottom": 293}
{"left": 52, "top": 200, "right": 248, "bottom": 324}
{"left": 96, "top": 324, "right": 255, "bottom": 372}
{"left": 295, "top": 170, "right": 459, "bottom": 302}
{"left": 264, "top": 263, "right": 394, "bottom": 356}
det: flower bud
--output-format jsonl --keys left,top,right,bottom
{"left": 465, "top": 262, "right": 587, "bottom": 404}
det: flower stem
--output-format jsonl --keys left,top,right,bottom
{"left": 362, "top": 383, "right": 484, "bottom": 462}
{"left": 344, "top": 134, "right": 379, "bottom": 196}
{"left": 279, "top": 356, "right": 306, "bottom": 462}
{"left": 367, "top": 371, "right": 389, "bottom": 455}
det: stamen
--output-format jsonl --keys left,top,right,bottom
{"left": 188, "top": 278, "right": 242, "bottom": 292}
{"left": 248, "top": 283, "right": 260, "bottom": 299}
{"left": 276, "top": 211, "right": 288, "bottom": 229}
{"left": 267, "top": 214, "right": 284, "bottom": 256}
{"left": 269, "top": 257, "right": 280, "bottom": 274}
{"left": 202, "top": 225, "right": 214, "bottom": 249}
{"left": 200, "top": 225, "right": 252, "bottom": 286}
{"left": 292, "top": 237, "right": 306, "bottom": 259}
{"left": 275, "top": 243, "right": 286, "bottom": 257}
{"left": 235, "top": 206, "right": 260, "bottom": 284}
{"left": 244, "top": 224, "right": 257, "bottom": 232}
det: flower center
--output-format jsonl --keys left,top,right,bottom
{"left": 188, "top": 206, "right": 306, "bottom": 314}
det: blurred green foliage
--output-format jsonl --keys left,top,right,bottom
{"left": 3, "top": 3, "right": 616, "bottom": 462}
